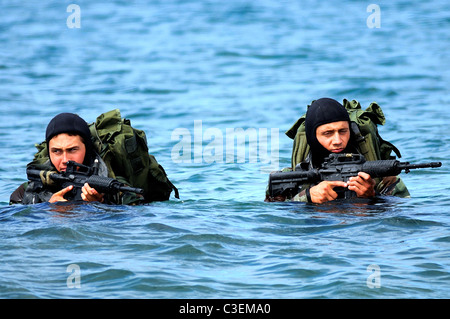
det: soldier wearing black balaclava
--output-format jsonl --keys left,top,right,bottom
{"left": 267, "top": 98, "right": 385, "bottom": 203}
{"left": 10, "top": 113, "right": 111, "bottom": 204}
{"left": 45, "top": 113, "right": 96, "bottom": 168}
{"left": 304, "top": 98, "right": 357, "bottom": 167}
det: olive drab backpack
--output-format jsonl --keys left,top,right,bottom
{"left": 89, "top": 109, "right": 179, "bottom": 202}
{"left": 29, "top": 109, "right": 179, "bottom": 203}
{"left": 285, "top": 99, "right": 402, "bottom": 169}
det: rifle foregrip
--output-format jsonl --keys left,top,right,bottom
{"left": 361, "top": 160, "right": 401, "bottom": 178}
{"left": 86, "top": 175, "right": 144, "bottom": 194}
{"left": 85, "top": 175, "right": 118, "bottom": 192}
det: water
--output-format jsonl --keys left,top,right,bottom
{"left": 0, "top": 0, "right": 449, "bottom": 299}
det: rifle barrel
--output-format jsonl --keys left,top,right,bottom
{"left": 269, "top": 169, "right": 319, "bottom": 184}
{"left": 402, "top": 162, "right": 442, "bottom": 169}
{"left": 119, "top": 185, "right": 144, "bottom": 194}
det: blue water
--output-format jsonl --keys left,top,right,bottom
{"left": 0, "top": 0, "right": 449, "bottom": 299}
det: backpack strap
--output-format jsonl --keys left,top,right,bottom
{"left": 285, "top": 114, "right": 310, "bottom": 169}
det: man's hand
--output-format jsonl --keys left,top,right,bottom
{"left": 49, "top": 185, "right": 73, "bottom": 203}
{"left": 49, "top": 184, "right": 105, "bottom": 203}
{"left": 309, "top": 181, "right": 348, "bottom": 204}
{"left": 81, "top": 183, "right": 104, "bottom": 202}
{"left": 347, "top": 172, "right": 376, "bottom": 198}
{"left": 309, "top": 172, "right": 376, "bottom": 203}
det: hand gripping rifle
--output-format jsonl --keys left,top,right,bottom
{"left": 26, "top": 160, "right": 144, "bottom": 201}
{"left": 268, "top": 153, "right": 442, "bottom": 199}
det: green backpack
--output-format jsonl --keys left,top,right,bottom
{"left": 29, "top": 109, "right": 179, "bottom": 203}
{"left": 285, "top": 99, "right": 402, "bottom": 169}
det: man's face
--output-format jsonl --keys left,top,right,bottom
{"left": 49, "top": 133, "right": 86, "bottom": 172}
{"left": 316, "top": 121, "right": 350, "bottom": 153}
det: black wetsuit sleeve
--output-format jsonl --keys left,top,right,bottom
{"left": 9, "top": 182, "right": 27, "bottom": 205}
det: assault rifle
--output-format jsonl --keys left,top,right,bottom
{"left": 268, "top": 153, "right": 442, "bottom": 199}
{"left": 26, "top": 160, "right": 144, "bottom": 201}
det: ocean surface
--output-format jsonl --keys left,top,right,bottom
{"left": 0, "top": 0, "right": 449, "bottom": 299}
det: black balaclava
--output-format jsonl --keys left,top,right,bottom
{"left": 45, "top": 113, "right": 95, "bottom": 167}
{"left": 305, "top": 98, "right": 351, "bottom": 167}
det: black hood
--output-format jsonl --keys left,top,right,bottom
{"left": 305, "top": 98, "right": 351, "bottom": 166}
{"left": 45, "top": 113, "right": 95, "bottom": 166}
